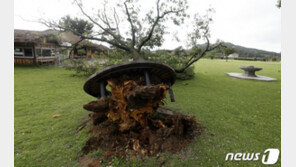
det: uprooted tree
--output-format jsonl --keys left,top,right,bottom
{"left": 40, "top": 0, "right": 188, "bottom": 61}
{"left": 39, "top": 0, "right": 215, "bottom": 162}
{"left": 80, "top": 70, "right": 202, "bottom": 159}
{"left": 40, "top": 0, "right": 224, "bottom": 73}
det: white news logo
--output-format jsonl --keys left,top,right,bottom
{"left": 225, "top": 148, "right": 280, "bottom": 165}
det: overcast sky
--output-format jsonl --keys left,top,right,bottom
{"left": 14, "top": 0, "right": 281, "bottom": 52}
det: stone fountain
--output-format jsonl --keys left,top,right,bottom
{"left": 226, "top": 65, "right": 277, "bottom": 81}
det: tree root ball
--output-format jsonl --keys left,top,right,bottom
{"left": 81, "top": 109, "right": 203, "bottom": 160}
{"left": 82, "top": 109, "right": 202, "bottom": 157}
{"left": 80, "top": 74, "right": 203, "bottom": 166}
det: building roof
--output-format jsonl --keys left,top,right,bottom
{"left": 14, "top": 29, "right": 58, "bottom": 44}
{"left": 14, "top": 29, "right": 108, "bottom": 51}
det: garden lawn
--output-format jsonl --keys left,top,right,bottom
{"left": 14, "top": 59, "right": 281, "bottom": 167}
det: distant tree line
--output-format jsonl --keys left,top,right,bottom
{"left": 192, "top": 42, "right": 280, "bottom": 61}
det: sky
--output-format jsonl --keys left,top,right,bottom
{"left": 14, "top": 0, "right": 281, "bottom": 52}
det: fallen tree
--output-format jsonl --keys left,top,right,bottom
{"left": 39, "top": 0, "right": 225, "bottom": 74}
{"left": 81, "top": 71, "right": 203, "bottom": 164}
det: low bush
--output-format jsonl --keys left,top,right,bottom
{"left": 64, "top": 49, "right": 195, "bottom": 80}
{"left": 233, "top": 57, "right": 258, "bottom": 61}
{"left": 144, "top": 51, "right": 195, "bottom": 80}
{"left": 63, "top": 59, "right": 101, "bottom": 77}
{"left": 63, "top": 51, "right": 130, "bottom": 77}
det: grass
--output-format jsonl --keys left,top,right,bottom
{"left": 14, "top": 59, "right": 281, "bottom": 167}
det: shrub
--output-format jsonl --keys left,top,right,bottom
{"left": 63, "top": 49, "right": 195, "bottom": 80}
{"left": 63, "top": 51, "right": 131, "bottom": 77}
{"left": 272, "top": 57, "right": 277, "bottom": 61}
{"left": 144, "top": 52, "right": 195, "bottom": 80}
{"left": 176, "top": 68, "right": 195, "bottom": 80}
{"left": 77, "top": 48, "right": 86, "bottom": 55}
{"left": 63, "top": 59, "right": 101, "bottom": 77}
{"left": 234, "top": 57, "right": 257, "bottom": 61}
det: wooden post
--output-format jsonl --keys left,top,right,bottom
{"left": 86, "top": 49, "right": 92, "bottom": 59}
{"left": 100, "top": 81, "right": 106, "bottom": 98}
{"left": 71, "top": 50, "right": 75, "bottom": 60}
{"left": 32, "top": 44, "right": 37, "bottom": 65}
{"left": 168, "top": 82, "right": 175, "bottom": 102}
{"left": 144, "top": 71, "right": 151, "bottom": 85}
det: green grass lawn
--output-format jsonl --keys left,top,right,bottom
{"left": 14, "top": 59, "right": 281, "bottom": 167}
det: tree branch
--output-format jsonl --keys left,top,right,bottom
{"left": 73, "top": 0, "right": 129, "bottom": 51}
{"left": 175, "top": 37, "right": 223, "bottom": 73}
{"left": 69, "top": 38, "right": 85, "bottom": 59}
{"left": 113, "top": 8, "right": 121, "bottom": 36}
{"left": 137, "top": 0, "right": 184, "bottom": 52}
{"left": 185, "top": 37, "right": 209, "bottom": 66}
{"left": 124, "top": 1, "right": 136, "bottom": 47}
{"left": 39, "top": 18, "right": 130, "bottom": 52}
{"left": 137, "top": 0, "right": 160, "bottom": 52}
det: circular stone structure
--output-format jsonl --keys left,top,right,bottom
{"left": 239, "top": 66, "right": 262, "bottom": 77}
{"left": 84, "top": 61, "right": 176, "bottom": 99}
{"left": 226, "top": 65, "right": 277, "bottom": 81}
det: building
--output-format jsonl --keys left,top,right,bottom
{"left": 228, "top": 53, "right": 239, "bottom": 59}
{"left": 14, "top": 29, "right": 108, "bottom": 65}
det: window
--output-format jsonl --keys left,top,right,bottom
{"left": 14, "top": 47, "right": 33, "bottom": 58}
{"left": 36, "top": 48, "right": 54, "bottom": 57}
{"left": 24, "top": 48, "right": 33, "bottom": 57}
{"left": 14, "top": 48, "right": 23, "bottom": 57}
{"left": 42, "top": 49, "right": 52, "bottom": 57}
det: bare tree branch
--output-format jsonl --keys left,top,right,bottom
{"left": 73, "top": 0, "right": 130, "bottom": 51}
{"left": 39, "top": 18, "right": 130, "bottom": 52}
{"left": 100, "top": 3, "right": 117, "bottom": 32}
{"left": 124, "top": 1, "right": 136, "bottom": 47}
{"left": 113, "top": 8, "right": 121, "bottom": 36}
{"left": 137, "top": 0, "right": 185, "bottom": 52}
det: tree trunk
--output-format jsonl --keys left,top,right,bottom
{"left": 131, "top": 49, "right": 145, "bottom": 61}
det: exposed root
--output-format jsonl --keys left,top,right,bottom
{"left": 80, "top": 74, "right": 202, "bottom": 166}
{"left": 83, "top": 98, "right": 110, "bottom": 113}
{"left": 82, "top": 112, "right": 202, "bottom": 157}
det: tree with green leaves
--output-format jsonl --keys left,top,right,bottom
{"left": 40, "top": 0, "right": 188, "bottom": 61}
{"left": 40, "top": 0, "right": 224, "bottom": 73}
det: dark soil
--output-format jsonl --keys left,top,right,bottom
{"left": 79, "top": 73, "right": 203, "bottom": 166}
{"left": 81, "top": 109, "right": 203, "bottom": 158}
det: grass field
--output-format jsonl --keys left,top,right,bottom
{"left": 14, "top": 59, "right": 281, "bottom": 167}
